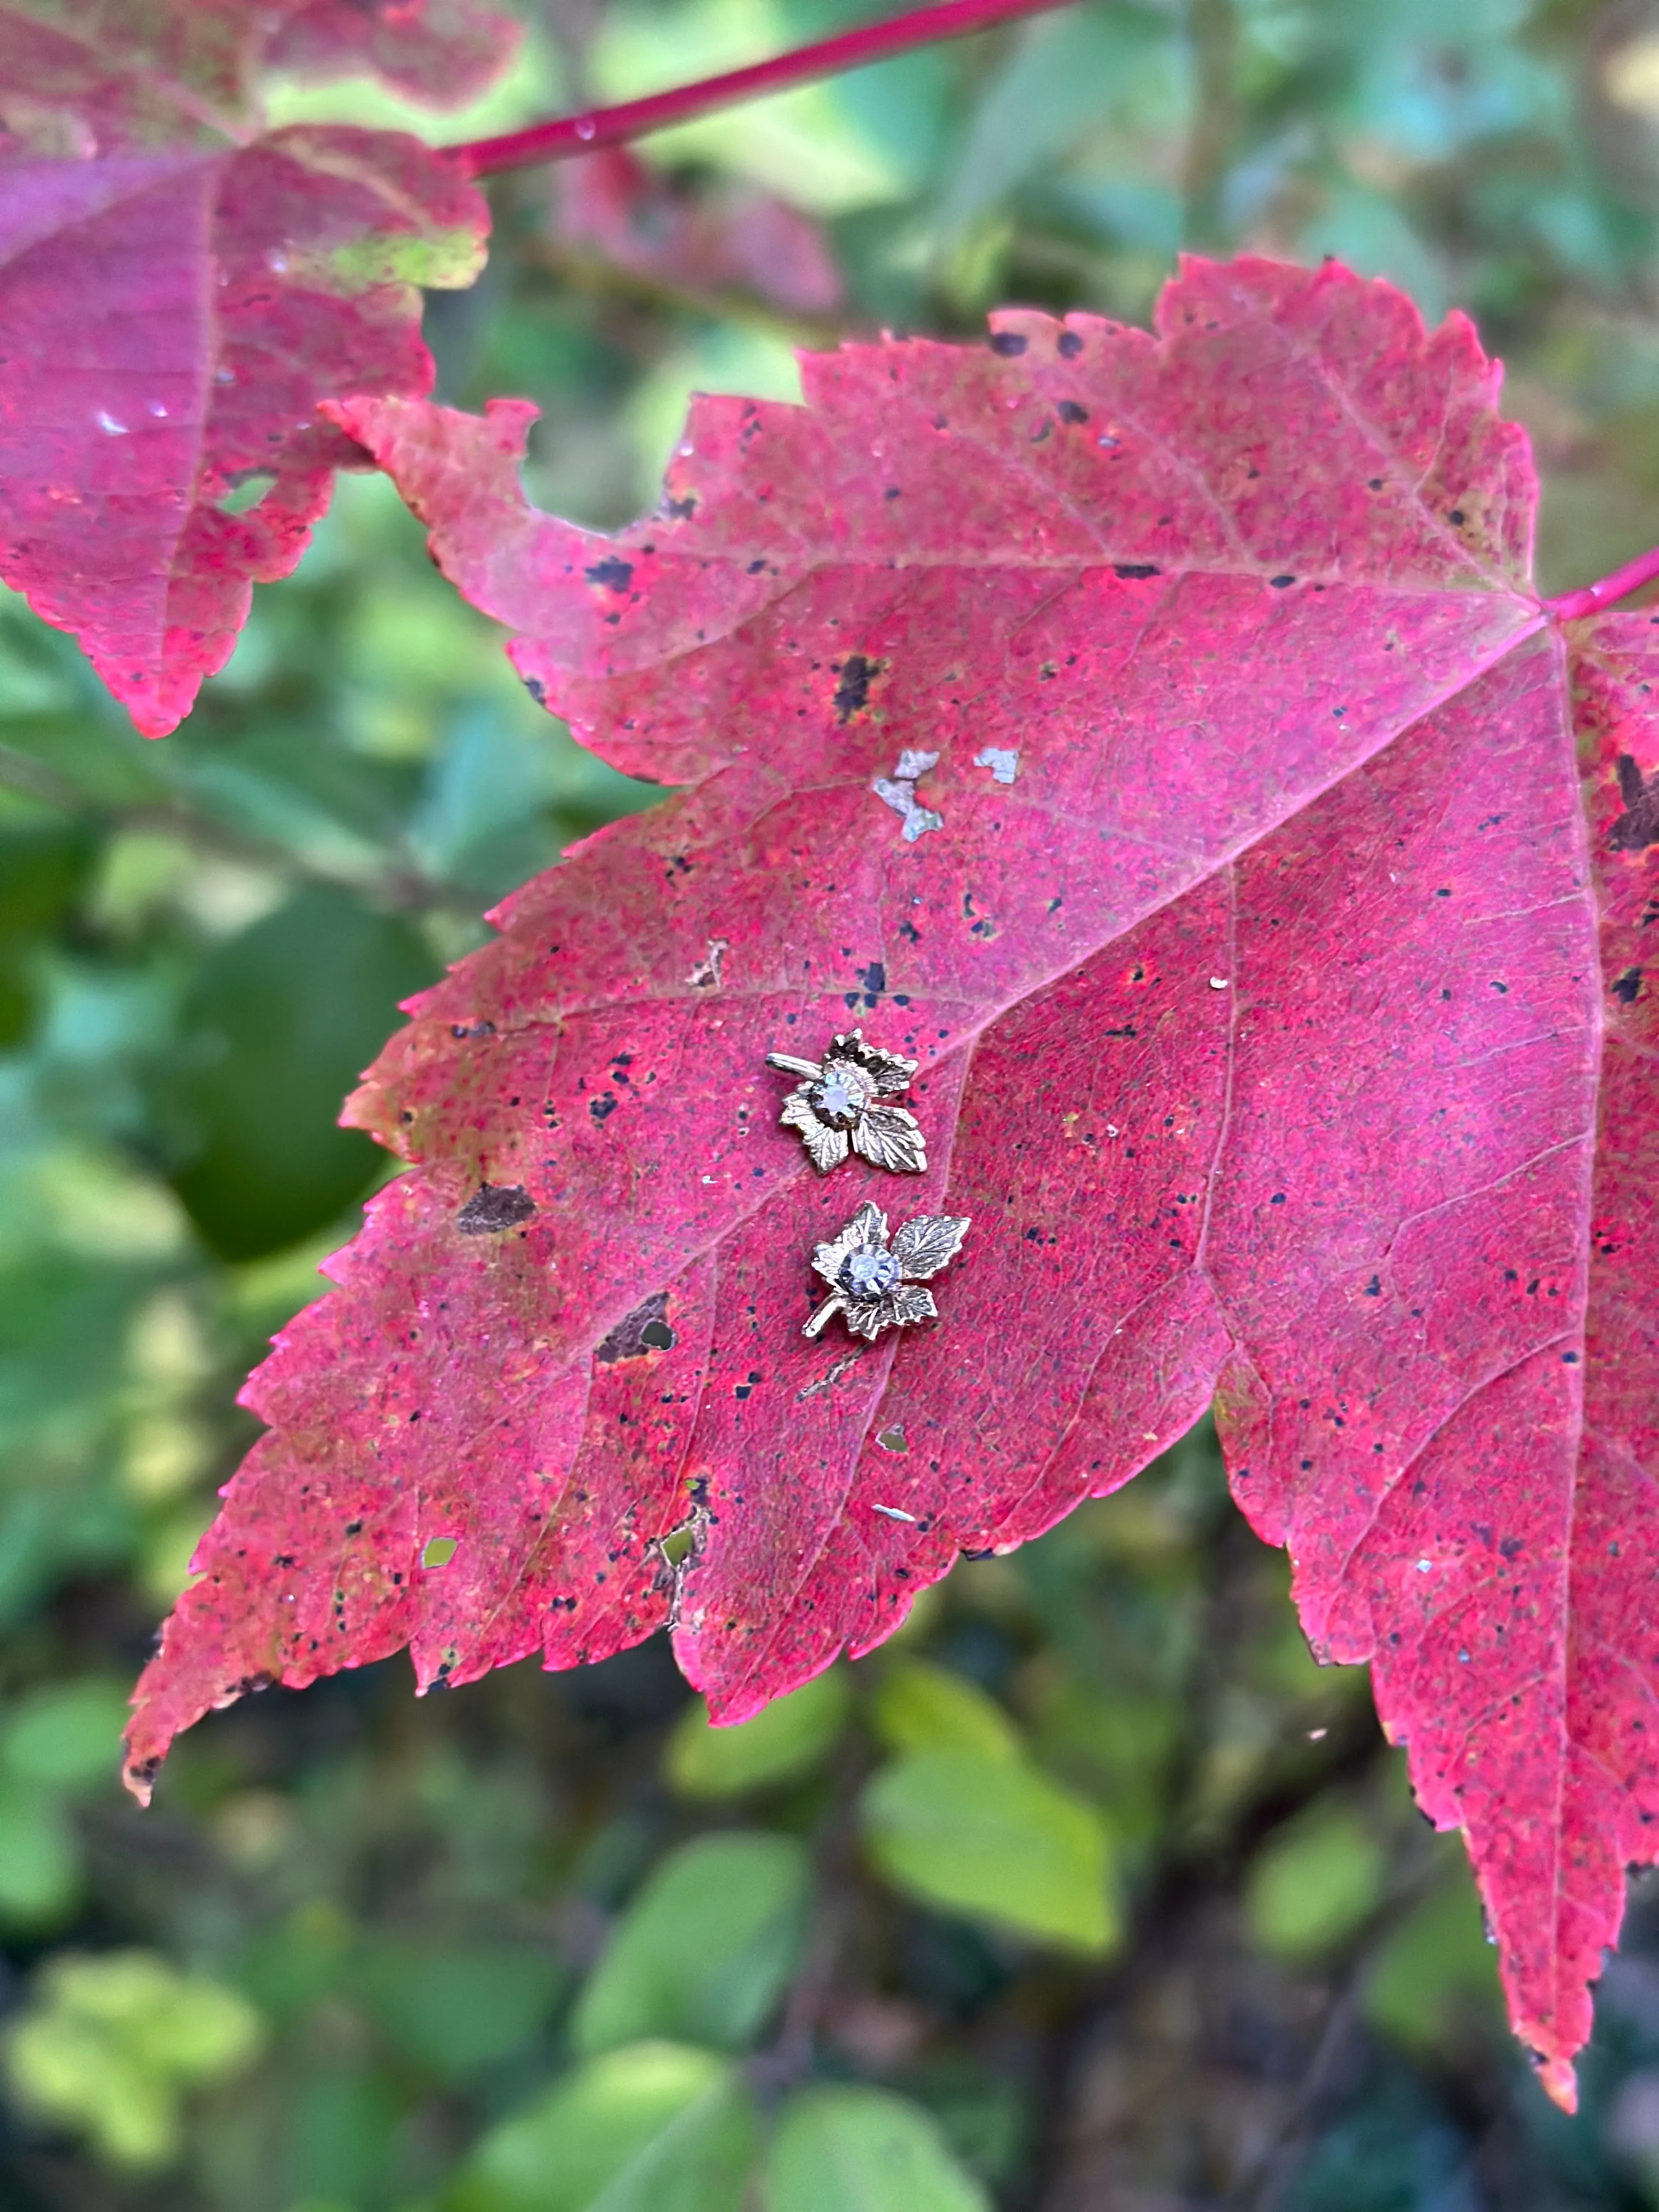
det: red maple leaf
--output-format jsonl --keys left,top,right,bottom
{"left": 0, "top": 0, "right": 513, "bottom": 736}
{"left": 125, "top": 256, "right": 1659, "bottom": 2108}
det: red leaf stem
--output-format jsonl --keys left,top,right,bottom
{"left": 1545, "top": 543, "right": 1659, "bottom": 623}
{"left": 445, "top": 0, "right": 1077, "bottom": 178}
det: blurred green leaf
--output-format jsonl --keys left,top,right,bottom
{"left": 356, "top": 1942, "right": 566, "bottom": 2076}
{"left": 0, "top": 1204, "right": 153, "bottom": 1622}
{"left": 286, "top": 2064, "right": 403, "bottom": 2205}
{"left": 862, "top": 1749, "right": 1115, "bottom": 1954}
{"left": 0, "top": 819, "right": 97, "bottom": 1046}
{"left": 2, "top": 1677, "right": 129, "bottom": 1791}
{"left": 938, "top": 4, "right": 1178, "bottom": 238}
{"left": 912, "top": 2069, "right": 1028, "bottom": 2192}
{"left": 1362, "top": 1863, "right": 1502, "bottom": 2054}
{"left": 0, "top": 818, "right": 93, "bottom": 940}
{"left": 666, "top": 1670, "right": 848, "bottom": 1798}
{"left": 447, "top": 2042, "right": 754, "bottom": 2212}
{"left": 1051, "top": 173, "right": 1182, "bottom": 259}
{"left": 1296, "top": 179, "right": 1447, "bottom": 324}
{"left": 1028, "top": 1677, "right": 1177, "bottom": 1861}
{"left": 0, "top": 1778, "right": 79, "bottom": 1922}
{"left": 0, "top": 708, "right": 173, "bottom": 808}
{"left": 408, "top": 702, "right": 659, "bottom": 889}
{"left": 155, "top": 885, "right": 432, "bottom": 1260}
{"left": 409, "top": 708, "right": 561, "bottom": 897}
{"left": 1246, "top": 1802, "right": 1387, "bottom": 1963}
{"left": 5, "top": 1952, "right": 262, "bottom": 2169}
{"left": 572, "top": 1832, "right": 809, "bottom": 2056}
{"left": 239, "top": 1901, "right": 354, "bottom": 2022}
{"left": 0, "top": 966, "right": 29, "bottom": 1049}
{"left": 763, "top": 2085, "right": 990, "bottom": 2212}
{"left": 870, "top": 1661, "right": 1020, "bottom": 1763}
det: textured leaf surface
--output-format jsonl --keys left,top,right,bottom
{"left": 126, "top": 257, "right": 1659, "bottom": 2103}
{"left": 0, "top": 0, "right": 507, "bottom": 734}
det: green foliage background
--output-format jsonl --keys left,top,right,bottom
{"left": 4, "top": 1, "right": 1659, "bottom": 2204}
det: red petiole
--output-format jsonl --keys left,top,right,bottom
{"left": 446, "top": 0, "right": 1076, "bottom": 178}
{"left": 1545, "top": 544, "right": 1659, "bottom": 623}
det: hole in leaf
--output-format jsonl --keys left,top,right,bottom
{"left": 218, "top": 471, "right": 277, "bottom": 515}
{"left": 877, "top": 1425, "right": 909, "bottom": 1452}
{"left": 422, "top": 1537, "right": 458, "bottom": 1568}
{"left": 641, "top": 1317, "right": 675, "bottom": 1350}
{"left": 659, "top": 1526, "right": 696, "bottom": 1568}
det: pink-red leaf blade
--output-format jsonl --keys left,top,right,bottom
{"left": 124, "top": 257, "right": 1659, "bottom": 2107}
{"left": 0, "top": 1, "right": 504, "bottom": 732}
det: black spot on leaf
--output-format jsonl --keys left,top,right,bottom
{"left": 456, "top": 1184, "right": 537, "bottom": 1234}
{"left": 595, "top": 1291, "right": 675, "bottom": 1363}
{"left": 833, "top": 653, "right": 882, "bottom": 721}
{"left": 585, "top": 556, "right": 634, "bottom": 591}
{"left": 1611, "top": 755, "right": 1659, "bottom": 851}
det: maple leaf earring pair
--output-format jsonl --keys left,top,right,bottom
{"left": 768, "top": 1028, "right": 970, "bottom": 1340}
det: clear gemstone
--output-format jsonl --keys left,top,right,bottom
{"left": 840, "top": 1249, "right": 901, "bottom": 1299}
{"left": 811, "top": 1067, "right": 868, "bottom": 1125}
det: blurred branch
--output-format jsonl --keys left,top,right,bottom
{"left": 749, "top": 1737, "right": 872, "bottom": 2096}
{"left": 1182, "top": 0, "right": 1237, "bottom": 247}
{"left": 448, "top": 0, "right": 1080, "bottom": 178}
{"left": 1245, "top": 1990, "right": 1362, "bottom": 2212}
{"left": 1243, "top": 1830, "right": 1472, "bottom": 2212}
{"left": 0, "top": 740, "right": 475, "bottom": 921}
{"left": 520, "top": 237, "right": 851, "bottom": 352}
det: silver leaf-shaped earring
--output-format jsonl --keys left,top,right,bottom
{"left": 766, "top": 1028, "right": 926, "bottom": 1173}
{"left": 804, "top": 1200, "right": 970, "bottom": 1340}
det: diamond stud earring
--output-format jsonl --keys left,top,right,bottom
{"left": 766, "top": 1028, "right": 926, "bottom": 1173}
{"left": 803, "top": 1200, "right": 970, "bottom": 1340}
